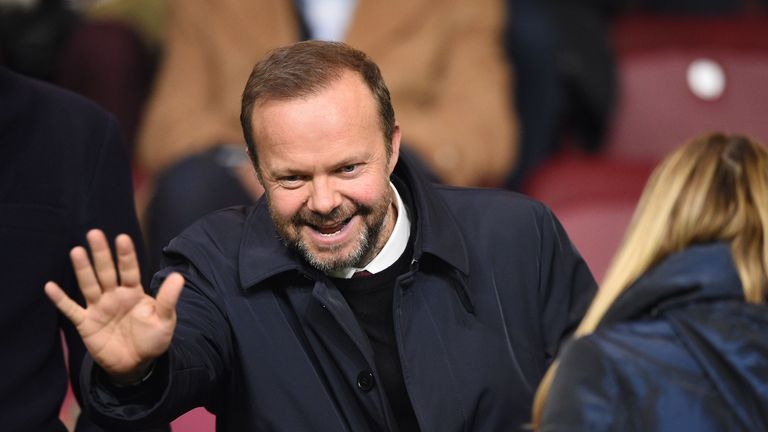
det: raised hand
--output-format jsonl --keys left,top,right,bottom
{"left": 45, "top": 229, "right": 184, "bottom": 383}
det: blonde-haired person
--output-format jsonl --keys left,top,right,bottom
{"left": 533, "top": 132, "right": 768, "bottom": 431}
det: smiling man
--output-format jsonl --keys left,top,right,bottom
{"left": 252, "top": 68, "right": 398, "bottom": 273}
{"left": 47, "top": 41, "right": 596, "bottom": 431}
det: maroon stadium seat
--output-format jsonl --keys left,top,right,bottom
{"left": 526, "top": 15, "right": 768, "bottom": 280}
{"left": 172, "top": 407, "right": 216, "bottom": 432}
{"left": 606, "top": 15, "right": 768, "bottom": 160}
{"left": 524, "top": 154, "right": 651, "bottom": 281}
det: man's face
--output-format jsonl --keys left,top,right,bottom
{"left": 251, "top": 71, "right": 401, "bottom": 272}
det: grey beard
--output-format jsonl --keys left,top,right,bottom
{"left": 286, "top": 209, "right": 388, "bottom": 273}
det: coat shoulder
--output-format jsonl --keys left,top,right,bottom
{"left": 434, "top": 186, "right": 552, "bottom": 224}
{"left": 432, "top": 186, "right": 560, "bottom": 248}
{"left": 164, "top": 205, "right": 252, "bottom": 265}
{"left": 435, "top": 185, "right": 545, "bottom": 209}
{"left": 2, "top": 68, "right": 112, "bottom": 127}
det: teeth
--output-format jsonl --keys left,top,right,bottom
{"left": 320, "top": 228, "right": 343, "bottom": 237}
{"left": 310, "top": 217, "right": 352, "bottom": 236}
{"left": 314, "top": 219, "right": 347, "bottom": 236}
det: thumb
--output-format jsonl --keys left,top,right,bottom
{"left": 156, "top": 272, "right": 184, "bottom": 321}
{"left": 44, "top": 281, "right": 86, "bottom": 326}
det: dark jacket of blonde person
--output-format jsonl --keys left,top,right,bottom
{"left": 541, "top": 243, "right": 768, "bottom": 432}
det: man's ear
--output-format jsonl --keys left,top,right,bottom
{"left": 244, "top": 146, "right": 265, "bottom": 186}
{"left": 388, "top": 122, "right": 401, "bottom": 175}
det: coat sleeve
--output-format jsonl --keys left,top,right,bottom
{"left": 79, "top": 258, "right": 232, "bottom": 430}
{"left": 539, "top": 337, "right": 622, "bottom": 432}
{"left": 537, "top": 207, "right": 597, "bottom": 365}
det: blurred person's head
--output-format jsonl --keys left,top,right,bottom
{"left": 238, "top": 40, "right": 402, "bottom": 273}
{"left": 584, "top": 132, "right": 768, "bottom": 327}
{"left": 532, "top": 132, "right": 768, "bottom": 427}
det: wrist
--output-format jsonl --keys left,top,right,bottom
{"left": 108, "top": 361, "right": 156, "bottom": 387}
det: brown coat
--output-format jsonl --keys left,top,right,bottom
{"left": 137, "top": 0, "right": 517, "bottom": 186}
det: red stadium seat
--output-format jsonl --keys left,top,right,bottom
{"left": 525, "top": 15, "right": 768, "bottom": 281}
{"left": 171, "top": 407, "right": 216, "bottom": 432}
{"left": 554, "top": 198, "right": 638, "bottom": 282}
{"left": 523, "top": 154, "right": 650, "bottom": 281}
{"left": 524, "top": 153, "right": 653, "bottom": 211}
{"left": 606, "top": 15, "right": 768, "bottom": 160}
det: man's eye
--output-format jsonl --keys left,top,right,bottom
{"left": 339, "top": 165, "right": 357, "bottom": 174}
{"left": 278, "top": 176, "right": 304, "bottom": 187}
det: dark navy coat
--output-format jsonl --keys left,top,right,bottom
{"left": 0, "top": 67, "right": 145, "bottom": 431}
{"left": 541, "top": 243, "right": 768, "bottom": 431}
{"left": 81, "top": 155, "right": 596, "bottom": 431}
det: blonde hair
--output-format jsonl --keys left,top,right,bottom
{"left": 532, "top": 132, "right": 768, "bottom": 427}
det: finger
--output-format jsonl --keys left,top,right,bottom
{"left": 71, "top": 246, "right": 102, "bottom": 305}
{"left": 115, "top": 234, "right": 141, "bottom": 288}
{"left": 44, "top": 281, "right": 86, "bottom": 326}
{"left": 156, "top": 272, "right": 184, "bottom": 321}
{"left": 87, "top": 229, "right": 118, "bottom": 292}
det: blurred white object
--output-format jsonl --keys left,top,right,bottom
{"left": 296, "top": 0, "right": 358, "bottom": 42}
{"left": 687, "top": 58, "right": 726, "bottom": 100}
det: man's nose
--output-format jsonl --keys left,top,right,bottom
{"left": 307, "top": 178, "right": 342, "bottom": 215}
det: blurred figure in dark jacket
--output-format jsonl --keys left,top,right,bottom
{"left": 532, "top": 132, "right": 768, "bottom": 431}
{"left": 504, "top": 0, "right": 622, "bottom": 189}
{"left": 0, "top": 67, "right": 148, "bottom": 431}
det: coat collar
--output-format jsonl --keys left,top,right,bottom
{"left": 237, "top": 153, "right": 469, "bottom": 290}
{"left": 601, "top": 242, "right": 744, "bottom": 326}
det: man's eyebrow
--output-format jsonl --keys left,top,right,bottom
{"left": 334, "top": 153, "right": 372, "bottom": 168}
{"left": 266, "top": 153, "right": 371, "bottom": 178}
{"left": 268, "top": 166, "right": 307, "bottom": 178}
{"left": 333, "top": 158, "right": 361, "bottom": 169}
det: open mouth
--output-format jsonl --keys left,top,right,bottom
{"left": 310, "top": 217, "right": 353, "bottom": 236}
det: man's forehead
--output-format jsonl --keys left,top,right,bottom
{"left": 252, "top": 75, "right": 378, "bottom": 135}
{"left": 253, "top": 72, "right": 373, "bottom": 113}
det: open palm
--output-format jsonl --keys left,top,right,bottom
{"left": 45, "top": 229, "right": 184, "bottom": 382}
